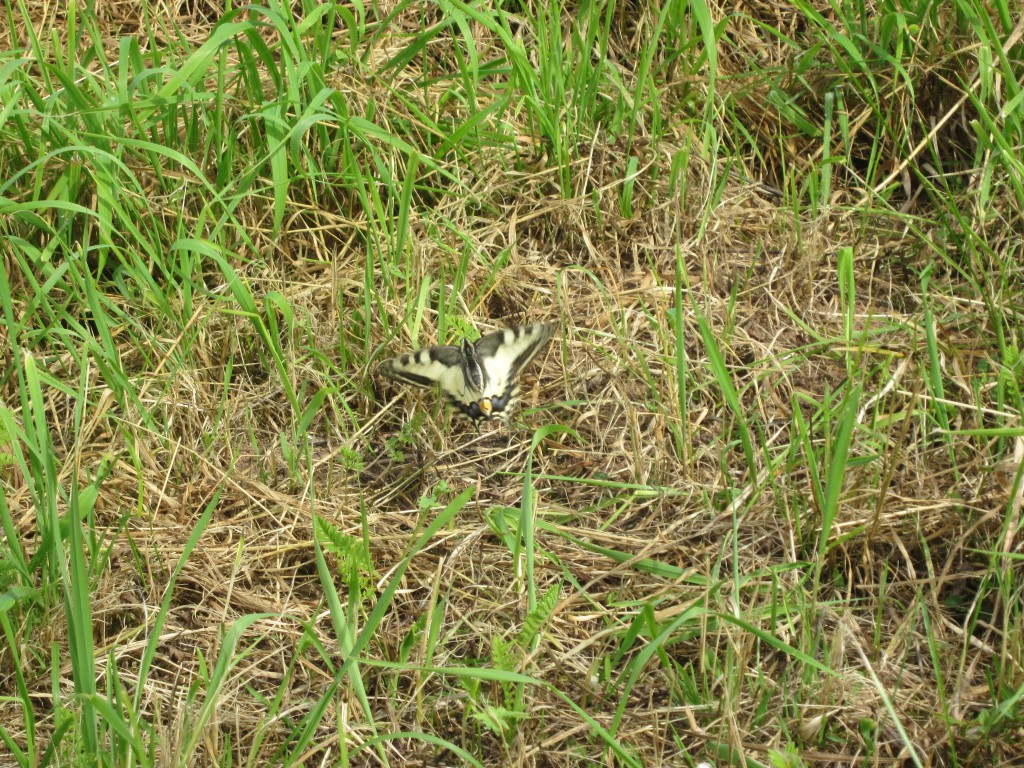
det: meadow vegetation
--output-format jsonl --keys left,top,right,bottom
{"left": 0, "top": 0, "right": 1022, "bottom": 765}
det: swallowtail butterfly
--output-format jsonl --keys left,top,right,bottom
{"left": 381, "top": 322, "right": 557, "bottom": 424}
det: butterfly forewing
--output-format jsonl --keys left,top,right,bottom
{"left": 382, "top": 345, "right": 477, "bottom": 409}
{"left": 383, "top": 346, "right": 461, "bottom": 387}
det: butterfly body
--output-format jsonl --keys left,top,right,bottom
{"left": 381, "top": 322, "right": 556, "bottom": 423}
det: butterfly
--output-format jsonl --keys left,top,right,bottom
{"left": 380, "top": 322, "right": 557, "bottom": 424}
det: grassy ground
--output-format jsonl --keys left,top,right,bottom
{"left": 1, "top": 0, "right": 1023, "bottom": 765}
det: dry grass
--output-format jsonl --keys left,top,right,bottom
{"left": 1, "top": 0, "right": 1023, "bottom": 766}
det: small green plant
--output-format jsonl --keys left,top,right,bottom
{"left": 314, "top": 515, "right": 375, "bottom": 599}
{"left": 385, "top": 413, "right": 427, "bottom": 461}
{"left": 458, "top": 582, "right": 562, "bottom": 742}
{"left": 768, "top": 743, "right": 806, "bottom": 768}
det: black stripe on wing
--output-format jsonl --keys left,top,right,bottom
{"left": 380, "top": 345, "right": 463, "bottom": 388}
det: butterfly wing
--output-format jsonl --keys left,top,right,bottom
{"left": 382, "top": 345, "right": 463, "bottom": 387}
{"left": 380, "top": 345, "right": 479, "bottom": 416}
{"left": 475, "top": 322, "right": 556, "bottom": 415}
